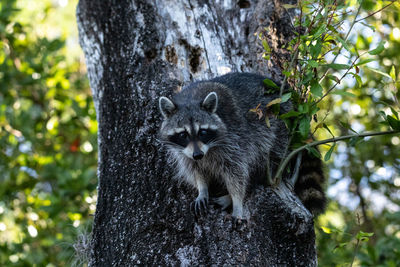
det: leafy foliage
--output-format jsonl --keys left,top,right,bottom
{"left": 0, "top": 0, "right": 96, "bottom": 265}
{"left": 259, "top": 0, "right": 400, "bottom": 265}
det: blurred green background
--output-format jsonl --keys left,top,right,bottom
{"left": 0, "top": 0, "right": 96, "bottom": 265}
{"left": 0, "top": 0, "right": 399, "bottom": 266}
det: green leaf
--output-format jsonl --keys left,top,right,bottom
{"left": 367, "top": 67, "right": 392, "bottom": 79}
{"left": 299, "top": 116, "right": 310, "bottom": 137}
{"left": 387, "top": 115, "right": 400, "bottom": 130}
{"left": 324, "top": 144, "right": 335, "bottom": 161}
{"left": 326, "top": 74, "right": 340, "bottom": 83}
{"left": 263, "top": 78, "right": 279, "bottom": 89}
{"left": 302, "top": 71, "right": 314, "bottom": 85}
{"left": 368, "top": 41, "right": 385, "bottom": 55}
{"left": 306, "top": 146, "right": 321, "bottom": 158}
{"left": 308, "top": 60, "right": 319, "bottom": 68}
{"left": 282, "top": 4, "right": 297, "bottom": 9}
{"left": 282, "top": 70, "right": 291, "bottom": 77}
{"left": 266, "top": 98, "right": 281, "bottom": 108}
{"left": 313, "top": 24, "right": 327, "bottom": 37}
{"left": 378, "top": 111, "right": 387, "bottom": 120}
{"left": 355, "top": 58, "right": 375, "bottom": 66}
{"left": 354, "top": 74, "right": 362, "bottom": 88}
{"left": 323, "top": 123, "right": 335, "bottom": 137}
{"left": 280, "top": 110, "right": 301, "bottom": 119}
{"left": 298, "top": 103, "right": 310, "bottom": 114}
{"left": 310, "top": 105, "right": 319, "bottom": 115}
{"left": 356, "top": 231, "right": 374, "bottom": 241}
{"left": 262, "top": 39, "right": 271, "bottom": 52}
{"left": 333, "top": 242, "right": 348, "bottom": 252}
{"left": 390, "top": 65, "right": 396, "bottom": 81}
{"left": 310, "top": 80, "right": 323, "bottom": 98}
{"left": 321, "top": 226, "right": 332, "bottom": 234}
{"left": 324, "top": 63, "right": 351, "bottom": 70}
{"left": 281, "top": 92, "right": 292, "bottom": 103}
{"left": 337, "top": 36, "right": 351, "bottom": 52}
{"left": 310, "top": 42, "right": 322, "bottom": 59}
{"left": 390, "top": 107, "right": 399, "bottom": 120}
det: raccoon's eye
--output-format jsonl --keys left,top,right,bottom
{"left": 168, "top": 131, "right": 190, "bottom": 147}
{"left": 198, "top": 129, "right": 208, "bottom": 137}
{"left": 178, "top": 132, "right": 188, "bottom": 139}
{"left": 198, "top": 129, "right": 217, "bottom": 143}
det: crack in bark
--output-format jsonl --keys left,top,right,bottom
{"left": 188, "top": 0, "right": 212, "bottom": 75}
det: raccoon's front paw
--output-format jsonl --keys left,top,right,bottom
{"left": 232, "top": 216, "right": 247, "bottom": 229}
{"left": 191, "top": 196, "right": 209, "bottom": 218}
{"left": 210, "top": 195, "right": 232, "bottom": 210}
{"left": 223, "top": 214, "right": 247, "bottom": 231}
{"left": 232, "top": 216, "right": 247, "bottom": 230}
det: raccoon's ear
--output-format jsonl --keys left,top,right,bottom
{"left": 159, "top": 96, "right": 176, "bottom": 118}
{"left": 202, "top": 92, "right": 218, "bottom": 113}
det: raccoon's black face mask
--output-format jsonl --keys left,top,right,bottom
{"left": 158, "top": 92, "right": 225, "bottom": 160}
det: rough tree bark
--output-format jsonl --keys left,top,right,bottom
{"left": 77, "top": 0, "right": 317, "bottom": 266}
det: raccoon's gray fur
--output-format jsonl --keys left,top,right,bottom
{"left": 158, "top": 73, "right": 326, "bottom": 222}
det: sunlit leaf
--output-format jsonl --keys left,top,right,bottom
{"left": 266, "top": 98, "right": 281, "bottom": 108}
{"left": 367, "top": 67, "right": 392, "bottom": 79}
{"left": 368, "top": 41, "right": 385, "bottom": 55}
{"left": 262, "top": 39, "right": 271, "bottom": 52}
{"left": 390, "top": 65, "right": 396, "bottom": 81}
{"left": 321, "top": 226, "right": 332, "bottom": 234}
{"left": 282, "top": 4, "right": 297, "bottom": 9}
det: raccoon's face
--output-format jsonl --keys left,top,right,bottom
{"left": 158, "top": 91, "right": 226, "bottom": 160}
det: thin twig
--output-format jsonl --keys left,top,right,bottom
{"left": 287, "top": 152, "right": 302, "bottom": 189}
{"left": 274, "top": 130, "right": 399, "bottom": 183}
{"left": 354, "top": 0, "right": 396, "bottom": 23}
{"left": 350, "top": 214, "right": 362, "bottom": 267}
{"left": 266, "top": 153, "right": 273, "bottom": 186}
{"left": 315, "top": 54, "right": 361, "bottom": 105}
{"left": 319, "top": 0, "right": 364, "bottom": 84}
{"left": 350, "top": 238, "right": 360, "bottom": 267}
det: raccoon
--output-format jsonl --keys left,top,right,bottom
{"left": 158, "top": 73, "right": 326, "bottom": 223}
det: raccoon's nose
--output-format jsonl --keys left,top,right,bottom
{"left": 193, "top": 151, "right": 204, "bottom": 160}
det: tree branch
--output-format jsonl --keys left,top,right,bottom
{"left": 274, "top": 130, "right": 400, "bottom": 184}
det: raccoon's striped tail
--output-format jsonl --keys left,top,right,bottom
{"left": 293, "top": 150, "right": 327, "bottom": 215}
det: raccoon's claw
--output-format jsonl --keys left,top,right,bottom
{"left": 191, "top": 197, "right": 208, "bottom": 218}
{"left": 223, "top": 214, "right": 247, "bottom": 230}
{"left": 232, "top": 217, "right": 247, "bottom": 231}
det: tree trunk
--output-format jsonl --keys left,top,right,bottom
{"left": 77, "top": 0, "right": 317, "bottom": 266}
